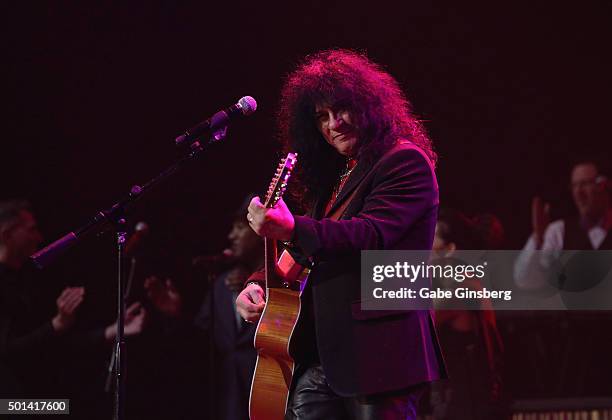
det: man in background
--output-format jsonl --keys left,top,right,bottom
{"left": 0, "top": 198, "right": 146, "bottom": 420}
{"left": 514, "top": 160, "right": 612, "bottom": 397}
{"left": 515, "top": 160, "right": 611, "bottom": 289}
{"left": 146, "top": 197, "right": 263, "bottom": 420}
{"left": 0, "top": 199, "right": 84, "bottom": 396}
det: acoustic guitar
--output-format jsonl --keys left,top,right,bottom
{"left": 249, "top": 153, "right": 310, "bottom": 420}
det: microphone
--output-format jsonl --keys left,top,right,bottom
{"left": 124, "top": 221, "right": 150, "bottom": 256}
{"left": 192, "top": 249, "right": 236, "bottom": 271}
{"left": 175, "top": 96, "right": 257, "bottom": 145}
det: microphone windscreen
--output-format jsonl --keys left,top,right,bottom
{"left": 134, "top": 221, "right": 149, "bottom": 233}
{"left": 238, "top": 96, "right": 257, "bottom": 116}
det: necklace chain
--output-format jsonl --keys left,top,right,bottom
{"left": 335, "top": 159, "right": 357, "bottom": 199}
{"left": 339, "top": 165, "right": 355, "bottom": 180}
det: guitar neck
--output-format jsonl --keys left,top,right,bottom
{"left": 265, "top": 237, "right": 283, "bottom": 288}
{"left": 261, "top": 152, "right": 298, "bottom": 290}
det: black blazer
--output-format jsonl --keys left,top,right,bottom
{"left": 291, "top": 141, "right": 446, "bottom": 397}
{"left": 0, "top": 264, "right": 61, "bottom": 396}
{"left": 195, "top": 270, "right": 257, "bottom": 420}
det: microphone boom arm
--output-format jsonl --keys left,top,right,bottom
{"left": 31, "top": 123, "right": 226, "bottom": 268}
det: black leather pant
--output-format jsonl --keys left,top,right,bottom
{"left": 285, "top": 364, "right": 426, "bottom": 420}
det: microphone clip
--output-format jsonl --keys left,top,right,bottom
{"left": 188, "top": 126, "right": 227, "bottom": 152}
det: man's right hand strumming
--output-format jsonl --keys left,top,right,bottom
{"left": 236, "top": 283, "right": 266, "bottom": 323}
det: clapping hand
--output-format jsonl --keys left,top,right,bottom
{"left": 104, "top": 302, "right": 147, "bottom": 341}
{"left": 52, "top": 287, "right": 85, "bottom": 333}
{"left": 531, "top": 196, "right": 551, "bottom": 248}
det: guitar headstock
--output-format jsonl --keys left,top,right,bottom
{"left": 263, "top": 153, "right": 298, "bottom": 208}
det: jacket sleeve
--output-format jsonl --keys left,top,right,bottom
{"left": 292, "top": 147, "right": 438, "bottom": 260}
{"left": 243, "top": 267, "right": 265, "bottom": 289}
{"left": 0, "top": 316, "right": 57, "bottom": 359}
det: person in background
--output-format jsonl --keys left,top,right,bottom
{"left": 0, "top": 198, "right": 146, "bottom": 401}
{"left": 513, "top": 160, "right": 612, "bottom": 397}
{"left": 514, "top": 160, "right": 611, "bottom": 290}
{"left": 0, "top": 199, "right": 85, "bottom": 397}
{"left": 146, "top": 196, "right": 263, "bottom": 420}
{"left": 429, "top": 208, "right": 506, "bottom": 419}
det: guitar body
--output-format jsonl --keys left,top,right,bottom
{"left": 249, "top": 287, "right": 302, "bottom": 420}
{"left": 249, "top": 249, "right": 309, "bottom": 420}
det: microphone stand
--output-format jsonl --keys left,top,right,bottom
{"left": 114, "top": 217, "right": 127, "bottom": 420}
{"left": 30, "top": 130, "right": 228, "bottom": 420}
{"left": 104, "top": 254, "right": 137, "bottom": 394}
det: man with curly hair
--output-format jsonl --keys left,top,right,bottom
{"left": 237, "top": 49, "right": 446, "bottom": 419}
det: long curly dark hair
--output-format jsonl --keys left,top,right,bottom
{"left": 277, "top": 49, "right": 436, "bottom": 208}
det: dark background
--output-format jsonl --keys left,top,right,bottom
{"left": 4, "top": 2, "right": 610, "bottom": 254}
{"left": 2, "top": 0, "right": 611, "bottom": 412}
